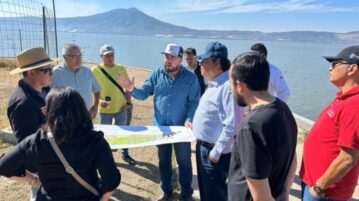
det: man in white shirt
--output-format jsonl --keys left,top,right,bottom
{"left": 250, "top": 43, "right": 290, "bottom": 102}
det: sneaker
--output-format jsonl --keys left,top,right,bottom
{"left": 157, "top": 193, "right": 172, "bottom": 201}
{"left": 122, "top": 155, "right": 136, "bottom": 166}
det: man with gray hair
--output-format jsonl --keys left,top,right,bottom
{"left": 51, "top": 43, "right": 101, "bottom": 119}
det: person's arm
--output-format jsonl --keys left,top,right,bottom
{"left": 184, "top": 75, "right": 200, "bottom": 125}
{"left": 311, "top": 106, "right": 359, "bottom": 197}
{"left": 0, "top": 140, "right": 39, "bottom": 186}
{"left": 100, "top": 192, "right": 113, "bottom": 201}
{"left": 89, "top": 92, "right": 100, "bottom": 119}
{"left": 209, "top": 85, "right": 244, "bottom": 162}
{"left": 10, "top": 170, "right": 41, "bottom": 188}
{"left": 8, "top": 100, "right": 42, "bottom": 142}
{"left": 90, "top": 70, "right": 101, "bottom": 119}
{"left": 272, "top": 67, "right": 290, "bottom": 102}
{"left": 130, "top": 70, "right": 156, "bottom": 100}
{"left": 95, "top": 134, "right": 121, "bottom": 197}
{"left": 247, "top": 177, "right": 275, "bottom": 201}
{"left": 275, "top": 153, "right": 297, "bottom": 201}
{"left": 311, "top": 147, "right": 359, "bottom": 197}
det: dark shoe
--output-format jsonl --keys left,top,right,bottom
{"left": 180, "top": 196, "right": 195, "bottom": 201}
{"left": 122, "top": 155, "right": 136, "bottom": 166}
{"left": 157, "top": 193, "right": 172, "bottom": 201}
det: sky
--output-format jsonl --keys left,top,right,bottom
{"left": 43, "top": 0, "right": 359, "bottom": 33}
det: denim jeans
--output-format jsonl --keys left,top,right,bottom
{"left": 301, "top": 183, "right": 346, "bottom": 201}
{"left": 157, "top": 142, "right": 193, "bottom": 199}
{"left": 196, "top": 143, "right": 230, "bottom": 201}
{"left": 100, "top": 111, "right": 128, "bottom": 156}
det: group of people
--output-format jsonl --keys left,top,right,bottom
{"left": 0, "top": 39, "right": 357, "bottom": 201}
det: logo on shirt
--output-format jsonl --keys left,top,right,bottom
{"left": 327, "top": 109, "right": 335, "bottom": 118}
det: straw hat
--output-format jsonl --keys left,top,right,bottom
{"left": 10, "top": 47, "right": 59, "bottom": 75}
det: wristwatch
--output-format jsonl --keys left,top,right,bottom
{"left": 313, "top": 184, "right": 325, "bottom": 195}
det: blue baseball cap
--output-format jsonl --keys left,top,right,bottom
{"left": 197, "top": 41, "right": 228, "bottom": 61}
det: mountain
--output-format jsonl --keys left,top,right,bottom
{"left": 57, "top": 8, "right": 201, "bottom": 36}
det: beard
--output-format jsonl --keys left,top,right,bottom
{"left": 165, "top": 65, "right": 180, "bottom": 73}
{"left": 234, "top": 91, "right": 247, "bottom": 107}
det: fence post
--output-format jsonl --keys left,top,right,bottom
{"left": 18, "top": 29, "right": 22, "bottom": 51}
{"left": 42, "top": 6, "right": 47, "bottom": 52}
{"left": 52, "top": 0, "right": 58, "bottom": 57}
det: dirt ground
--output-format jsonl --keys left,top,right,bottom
{"left": 0, "top": 67, "right": 358, "bottom": 201}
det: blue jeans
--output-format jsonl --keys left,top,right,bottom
{"left": 157, "top": 142, "right": 193, "bottom": 199}
{"left": 196, "top": 143, "right": 230, "bottom": 201}
{"left": 301, "top": 183, "right": 346, "bottom": 201}
{"left": 100, "top": 111, "right": 129, "bottom": 156}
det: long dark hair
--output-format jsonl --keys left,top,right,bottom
{"left": 45, "top": 87, "right": 93, "bottom": 144}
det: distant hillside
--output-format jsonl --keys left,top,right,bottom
{"left": 57, "top": 8, "right": 201, "bottom": 36}
{"left": 1, "top": 8, "right": 358, "bottom": 43}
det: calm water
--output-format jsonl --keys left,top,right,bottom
{"left": 58, "top": 32, "right": 352, "bottom": 121}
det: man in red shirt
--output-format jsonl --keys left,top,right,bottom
{"left": 300, "top": 46, "right": 359, "bottom": 201}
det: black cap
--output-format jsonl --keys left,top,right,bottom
{"left": 324, "top": 45, "right": 359, "bottom": 64}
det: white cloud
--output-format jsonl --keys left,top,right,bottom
{"left": 46, "top": 0, "right": 101, "bottom": 17}
{"left": 173, "top": 0, "right": 242, "bottom": 12}
{"left": 172, "top": 0, "right": 359, "bottom": 13}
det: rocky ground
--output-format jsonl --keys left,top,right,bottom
{"left": 0, "top": 67, "right": 358, "bottom": 201}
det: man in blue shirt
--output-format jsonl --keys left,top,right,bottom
{"left": 192, "top": 41, "right": 244, "bottom": 201}
{"left": 123, "top": 43, "right": 200, "bottom": 201}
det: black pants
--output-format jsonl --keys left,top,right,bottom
{"left": 196, "top": 142, "right": 231, "bottom": 201}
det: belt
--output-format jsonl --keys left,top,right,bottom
{"left": 197, "top": 139, "right": 215, "bottom": 148}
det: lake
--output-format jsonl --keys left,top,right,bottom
{"left": 58, "top": 32, "right": 351, "bottom": 121}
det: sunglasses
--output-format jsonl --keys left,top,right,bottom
{"left": 330, "top": 61, "right": 351, "bottom": 68}
{"left": 36, "top": 67, "right": 53, "bottom": 75}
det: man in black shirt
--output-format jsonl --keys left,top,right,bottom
{"left": 7, "top": 47, "right": 58, "bottom": 201}
{"left": 8, "top": 47, "right": 58, "bottom": 143}
{"left": 184, "top": 48, "right": 206, "bottom": 95}
{"left": 228, "top": 52, "right": 297, "bottom": 201}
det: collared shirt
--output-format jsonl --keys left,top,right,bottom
{"left": 192, "top": 71, "right": 244, "bottom": 160}
{"left": 300, "top": 86, "right": 359, "bottom": 200}
{"left": 268, "top": 63, "right": 290, "bottom": 102}
{"left": 131, "top": 65, "right": 200, "bottom": 126}
{"left": 51, "top": 63, "right": 101, "bottom": 110}
{"left": 7, "top": 79, "right": 49, "bottom": 143}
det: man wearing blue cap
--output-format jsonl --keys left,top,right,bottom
{"left": 123, "top": 43, "right": 200, "bottom": 201}
{"left": 192, "top": 41, "right": 244, "bottom": 201}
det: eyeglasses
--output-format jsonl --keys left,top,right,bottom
{"left": 36, "top": 67, "right": 53, "bottom": 75}
{"left": 65, "top": 54, "right": 82, "bottom": 59}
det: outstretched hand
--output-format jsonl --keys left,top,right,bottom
{"left": 123, "top": 76, "right": 135, "bottom": 92}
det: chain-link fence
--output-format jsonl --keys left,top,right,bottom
{"left": 0, "top": 0, "right": 57, "bottom": 128}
